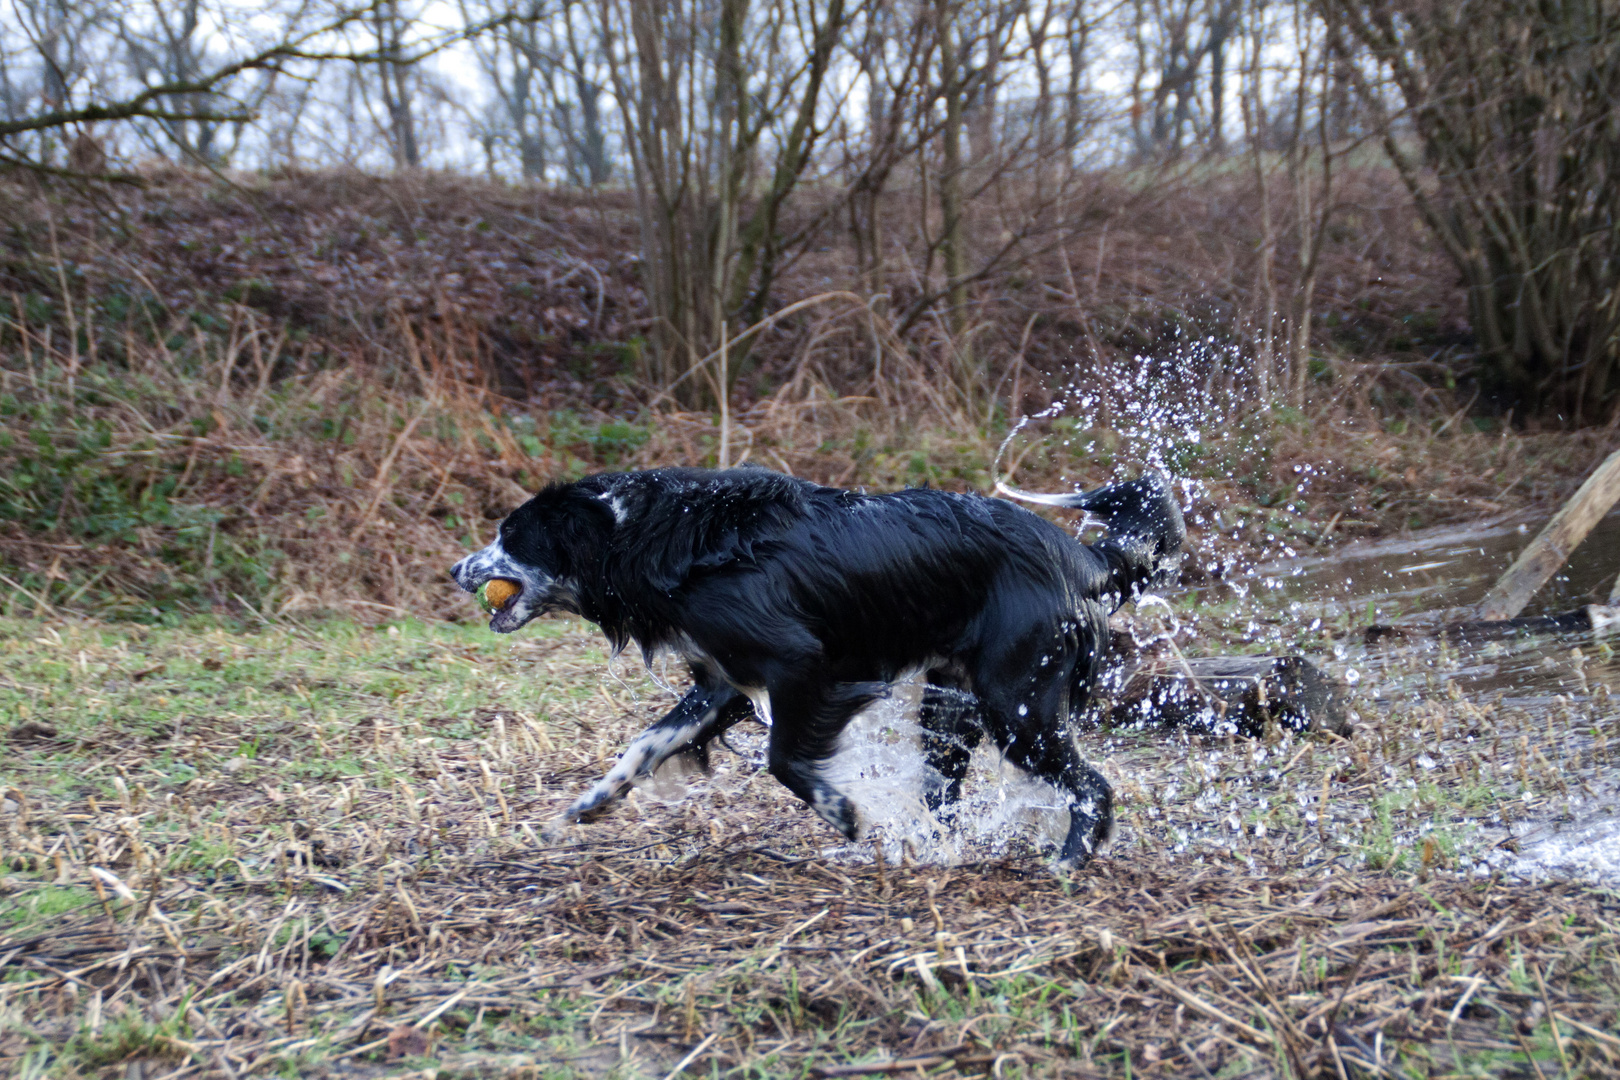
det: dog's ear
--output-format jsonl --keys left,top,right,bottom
{"left": 550, "top": 487, "right": 618, "bottom": 550}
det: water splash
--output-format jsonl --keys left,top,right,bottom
{"left": 996, "top": 339, "right": 1261, "bottom": 483}
{"left": 819, "top": 680, "right": 1072, "bottom": 862}
{"left": 1489, "top": 813, "right": 1620, "bottom": 885}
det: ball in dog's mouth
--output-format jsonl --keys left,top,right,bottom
{"left": 477, "top": 578, "right": 522, "bottom": 614}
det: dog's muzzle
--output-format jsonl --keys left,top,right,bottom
{"left": 449, "top": 536, "right": 554, "bottom": 634}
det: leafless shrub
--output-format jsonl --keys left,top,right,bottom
{"left": 1320, "top": 0, "right": 1620, "bottom": 423}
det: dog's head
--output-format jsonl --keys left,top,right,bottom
{"left": 449, "top": 482, "right": 615, "bottom": 633}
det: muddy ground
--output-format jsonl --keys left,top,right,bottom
{"left": 4, "top": 507, "right": 1620, "bottom": 1078}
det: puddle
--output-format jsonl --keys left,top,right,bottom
{"left": 639, "top": 507, "right": 1620, "bottom": 884}
{"left": 1182, "top": 504, "right": 1620, "bottom": 709}
{"left": 1247, "top": 506, "right": 1620, "bottom": 625}
{"left": 1216, "top": 508, "right": 1620, "bottom": 885}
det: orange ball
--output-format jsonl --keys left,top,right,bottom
{"left": 482, "top": 578, "right": 520, "bottom": 611}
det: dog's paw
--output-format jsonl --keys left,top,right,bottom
{"left": 1054, "top": 841, "right": 1100, "bottom": 873}
{"left": 1092, "top": 809, "right": 1119, "bottom": 857}
{"left": 1056, "top": 803, "right": 1115, "bottom": 871}
{"left": 566, "top": 781, "right": 622, "bottom": 822}
{"left": 810, "top": 788, "right": 862, "bottom": 840}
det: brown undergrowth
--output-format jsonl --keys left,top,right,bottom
{"left": 0, "top": 281, "right": 1612, "bottom": 628}
{"left": 2, "top": 166, "right": 1616, "bottom": 626}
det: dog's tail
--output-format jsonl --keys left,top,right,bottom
{"left": 997, "top": 472, "right": 1186, "bottom": 598}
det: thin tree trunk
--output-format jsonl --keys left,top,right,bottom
{"left": 937, "top": 0, "right": 970, "bottom": 354}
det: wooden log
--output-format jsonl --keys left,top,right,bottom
{"left": 1475, "top": 448, "right": 1620, "bottom": 621}
{"left": 1366, "top": 604, "right": 1620, "bottom": 645}
{"left": 1098, "top": 644, "right": 1350, "bottom": 737}
{"left": 918, "top": 633, "right": 1351, "bottom": 741}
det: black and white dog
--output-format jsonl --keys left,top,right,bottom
{"left": 450, "top": 466, "right": 1184, "bottom": 867}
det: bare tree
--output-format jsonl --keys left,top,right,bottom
{"left": 1127, "top": 0, "right": 1240, "bottom": 158}
{"left": 840, "top": 0, "right": 931, "bottom": 297}
{"left": 935, "top": 0, "right": 972, "bottom": 344}
{"left": 1239, "top": 0, "right": 1344, "bottom": 406}
{"left": 600, "top": 0, "right": 856, "bottom": 398}
{"left": 1321, "top": 0, "right": 1620, "bottom": 421}
{"left": 463, "top": 0, "right": 548, "bottom": 178}
{"left": 2, "top": 0, "right": 115, "bottom": 166}
{"left": 258, "top": 57, "right": 317, "bottom": 168}
{"left": 460, "top": 0, "right": 611, "bottom": 183}
{"left": 120, "top": 0, "right": 273, "bottom": 164}
{"left": 372, "top": 0, "right": 421, "bottom": 167}
{"left": 553, "top": 0, "right": 611, "bottom": 185}
{"left": 0, "top": 2, "right": 401, "bottom": 175}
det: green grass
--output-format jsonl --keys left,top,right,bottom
{"left": 0, "top": 886, "right": 97, "bottom": 932}
{"left": 0, "top": 613, "right": 592, "bottom": 795}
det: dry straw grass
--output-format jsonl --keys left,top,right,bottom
{"left": 3, "top": 613, "right": 1620, "bottom": 1077}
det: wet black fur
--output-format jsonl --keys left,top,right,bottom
{"left": 469, "top": 466, "right": 1184, "bottom": 866}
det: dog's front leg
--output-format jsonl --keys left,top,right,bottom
{"left": 565, "top": 684, "right": 754, "bottom": 823}
{"left": 765, "top": 678, "right": 891, "bottom": 840}
{"left": 918, "top": 680, "right": 984, "bottom": 819}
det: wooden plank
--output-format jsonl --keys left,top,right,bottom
{"left": 1098, "top": 642, "right": 1350, "bottom": 737}
{"left": 1366, "top": 605, "right": 1619, "bottom": 644}
{"left": 1475, "top": 448, "right": 1620, "bottom": 621}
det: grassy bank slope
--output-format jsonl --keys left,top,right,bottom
{"left": 3, "top": 173, "right": 1615, "bottom": 627}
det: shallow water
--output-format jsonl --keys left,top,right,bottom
{"left": 629, "top": 505, "right": 1620, "bottom": 884}
{"left": 805, "top": 509, "right": 1620, "bottom": 881}
{"left": 1248, "top": 505, "right": 1620, "bottom": 625}
{"left": 1206, "top": 512, "right": 1620, "bottom": 884}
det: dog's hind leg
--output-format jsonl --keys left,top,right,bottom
{"left": 982, "top": 701, "right": 1114, "bottom": 867}
{"left": 918, "top": 674, "right": 983, "bottom": 818}
{"left": 973, "top": 634, "right": 1115, "bottom": 868}
{"left": 566, "top": 685, "right": 754, "bottom": 822}
{"left": 765, "top": 678, "right": 890, "bottom": 840}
